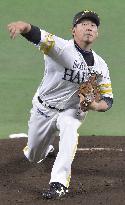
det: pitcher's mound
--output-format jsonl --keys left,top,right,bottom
{"left": 1, "top": 136, "right": 125, "bottom": 205}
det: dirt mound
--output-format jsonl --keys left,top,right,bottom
{"left": 1, "top": 136, "right": 125, "bottom": 205}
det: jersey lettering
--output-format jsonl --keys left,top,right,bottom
{"left": 62, "top": 67, "right": 85, "bottom": 84}
{"left": 73, "top": 60, "right": 85, "bottom": 70}
{"left": 62, "top": 68, "right": 74, "bottom": 82}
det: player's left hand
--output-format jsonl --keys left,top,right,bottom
{"left": 78, "top": 74, "right": 101, "bottom": 112}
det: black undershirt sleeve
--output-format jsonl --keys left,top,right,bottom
{"left": 21, "top": 25, "right": 41, "bottom": 45}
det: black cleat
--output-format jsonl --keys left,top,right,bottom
{"left": 42, "top": 182, "right": 68, "bottom": 199}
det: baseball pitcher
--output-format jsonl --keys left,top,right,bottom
{"left": 7, "top": 10, "right": 113, "bottom": 199}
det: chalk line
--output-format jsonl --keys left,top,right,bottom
{"left": 77, "top": 147, "right": 124, "bottom": 152}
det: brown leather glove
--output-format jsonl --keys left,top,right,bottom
{"left": 78, "top": 74, "right": 101, "bottom": 112}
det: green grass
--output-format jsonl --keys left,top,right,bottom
{"left": 0, "top": 0, "right": 125, "bottom": 138}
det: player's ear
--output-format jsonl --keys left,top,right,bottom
{"left": 72, "top": 27, "right": 75, "bottom": 36}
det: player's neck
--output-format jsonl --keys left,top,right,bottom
{"left": 74, "top": 41, "right": 92, "bottom": 53}
{"left": 74, "top": 40, "right": 92, "bottom": 52}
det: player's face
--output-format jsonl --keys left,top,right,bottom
{"left": 72, "top": 19, "right": 98, "bottom": 46}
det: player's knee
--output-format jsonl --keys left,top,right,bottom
{"left": 23, "top": 145, "right": 44, "bottom": 163}
{"left": 23, "top": 145, "right": 35, "bottom": 162}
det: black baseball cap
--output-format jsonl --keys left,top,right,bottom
{"left": 73, "top": 10, "right": 100, "bottom": 27}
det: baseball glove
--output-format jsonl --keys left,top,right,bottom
{"left": 78, "top": 74, "right": 101, "bottom": 112}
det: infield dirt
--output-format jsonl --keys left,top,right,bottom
{"left": 0, "top": 136, "right": 125, "bottom": 205}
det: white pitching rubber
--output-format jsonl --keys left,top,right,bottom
{"left": 9, "top": 133, "right": 28, "bottom": 138}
